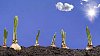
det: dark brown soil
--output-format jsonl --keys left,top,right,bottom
{"left": 0, "top": 45, "right": 100, "bottom": 56}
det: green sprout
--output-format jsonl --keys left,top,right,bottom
{"left": 13, "top": 16, "right": 18, "bottom": 43}
{"left": 35, "top": 30, "right": 40, "bottom": 46}
{"left": 86, "top": 26, "right": 93, "bottom": 50}
{"left": 10, "top": 16, "right": 21, "bottom": 51}
{"left": 61, "top": 29, "right": 69, "bottom": 49}
{"left": 3, "top": 28, "right": 8, "bottom": 47}
{"left": 51, "top": 33, "right": 56, "bottom": 47}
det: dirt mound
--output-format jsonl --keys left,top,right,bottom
{"left": 0, "top": 45, "right": 100, "bottom": 56}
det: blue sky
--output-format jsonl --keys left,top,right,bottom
{"left": 0, "top": 0, "right": 100, "bottom": 49}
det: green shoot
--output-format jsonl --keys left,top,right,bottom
{"left": 3, "top": 28, "right": 8, "bottom": 47}
{"left": 51, "top": 32, "right": 56, "bottom": 47}
{"left": 61, "top": 29, "right": 69, "bottom": 49}
{"left": 13, "top": 16, "right": 18, "bottom": 43}
{"left": 61, "top": 29, "right": 66, "bottom": 45}
{"left": 86, "top": 26, "right": 93, "bottom": 50}
{"left": 10, "top": 16, "right": 21, "bottom": 51}
{"left": 86, "top": 26, "right": 92, "bottom": 45}
{"left": 35, "top": 30, "right": 40, "bottom": 46}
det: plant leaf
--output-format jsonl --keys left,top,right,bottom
{"left": 36, "top": 30, "right": 40, "bottom": 44}
{"left": 13, "top": 16, "right": 18, "bottom": 43}
{"left": 51, "top": 33, "right": 56, "bottom": 45}
{"left": 4, "top": 28, "right": 8, "bottom": 44}
{"left": 61, "top": 29, "right": 66, "bottom": 44}
{"left": 86, "top": 26, "right": 92, "bottom": 45}
{"left": 4, "top": 28, "right": 8, "bottom": 39}
{"left": 14, "top": 16, "right": 18, "bottom": 32}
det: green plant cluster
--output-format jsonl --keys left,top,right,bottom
{"left": 2, "top": 16, "right": 93, "bottom": 50}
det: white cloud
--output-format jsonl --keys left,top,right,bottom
{"left": 64, "top": 3, "right": 74, "bottom": 11}
{"left": 81, "top": 0, "right": 100, "bottom": 8}
{"left": 56, "top": 2, "right": 74, "bottom": 12}
{"left": 56, "top": 2, "right": 63, "bottom": 11}
{"left": 98, "top": 4, "right": 100, "bottom": 8}
{"left": 80, "top": 0, "right": 88, "bottom": 5}
{"left": 82, "top": 0, "right": 88, "bottom": 2}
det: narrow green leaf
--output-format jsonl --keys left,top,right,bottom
{"left": 86, "top": 26, "right": 92, "bottom": 45}
{"left": 13, "top": 16, "right": 18, "bottom": 43}
{"left": 14, "top": 16, "right": 18, "bottom": 32}
{"left": 36, "top": 30, "right": 40, "bottom": 44}
{"left": 4, "top": 28, "right": 8, "bottom": 44}
{"left": 51, "top": 33, "right": 56, "bottom": 45}
{"left": 61, "top": 29, "right": 66, "bottom": 44}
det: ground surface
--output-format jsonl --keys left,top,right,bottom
{"left": 0, "top": 45, "right": 100, "bottom": 56}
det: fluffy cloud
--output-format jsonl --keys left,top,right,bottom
{"left": 56, "top": 2, "right": 74, "bottom": 12}
{"left": 82, "top": 0, "right": 88, "bottom": 2}
{"left": 81, "top": 0, "right": 100, "bottom": 9}
{"left": 98, "top": 4, "right": 100, "bottom": 8}
{"left": 81, "top": 0, "right": 89, "bottom": 5}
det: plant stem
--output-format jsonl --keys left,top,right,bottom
{"left": 13, "top": 16, "right": 18, "bottom": 43}
{"left": 3, "top": 28, "right": 8, "bottom": 47}
{"left": 86, "top": 26, "right": 92, "bottom": 45}
{"left": 51, "top": 33, "right": 56, "bottom": 46}
{"left": 35, "top": 30, "right": 40, "bottom": 45}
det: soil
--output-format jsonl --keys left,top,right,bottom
{"left": 0, "top": 45, "right": 100, "bottom": 56}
